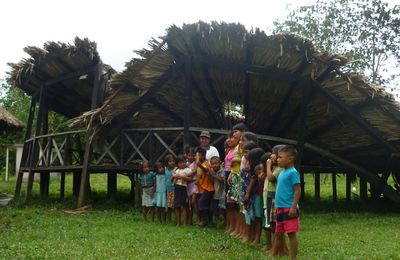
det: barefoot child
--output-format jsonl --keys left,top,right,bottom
{"left": 210, "top": 156, "right": 225, "bottom": 227}
{"left": 270, "top": 145, "right": 301, "bottom": 259}
{"left": 139, "top": 160, "right": 156, "bottom": 222}
{"left": 186, "top": 147, "right": 199, "bottom": 225}
{"left": 173, "top": 155, "right": 192, "bottom": 227}
{"left": 164, "top": 154, "right": 176, "bottom": 224}
{"left": 196, "top": 146, "right": 214, "bottom": 227}
{"left": 154, "top": 162, "right": 167, "bottom": 224}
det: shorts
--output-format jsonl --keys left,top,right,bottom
{"left": 167, "top": 191, "right": 175, "bottom": 208}
{"left": 174, "top": 185, "right": 187, "bottom": 208}
{"left": 275, "top": 208, "right": 300, "bottom": 233}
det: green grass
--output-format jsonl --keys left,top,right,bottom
{"left": 1, "top": 174, "right": 400, "bottom": 259}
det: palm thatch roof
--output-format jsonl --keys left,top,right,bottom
{"left": 7, "top": 37, "right": 115, "bottom": 118}
{"left": 69, "top": 21, "right": 400, "bottom": 173}
{"left": 0, "top": 107, "right": 25, "bottom": 133}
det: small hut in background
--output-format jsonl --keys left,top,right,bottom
{"left": 0, "top": 106, "right": 25, "bottom": 134}
{"left": 8, "top": 22, "right": 400, "bottom": 207}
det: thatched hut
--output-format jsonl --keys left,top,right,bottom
{"left": 8, "top": 22, "right": 400, "bottom": 206}
{"left": 0, "top": 107, "right": 25, "bottom": 133}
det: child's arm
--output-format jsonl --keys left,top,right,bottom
{"left": 245, "top": 174, "right": 257, "bottom": 201}
{"left": 179, "top": 169, "right": 193, "bottom": 182}
{"left": 266, "top": 159, "right": 276, "bottom": 182}
{"left": 211, "top": 170, "right": 224, "bottom": 183}
{"left": 289, "top": 184, "right": 301, "bottom": 217}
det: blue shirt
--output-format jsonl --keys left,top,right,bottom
{"left": 275, "top": 166, "right": 300, "bottom": 208}
{"left": 139, "top": 171, "right": 156, "bottom": 187}
{"left": 165, "top": 167, "right": 175, "bottom": 192}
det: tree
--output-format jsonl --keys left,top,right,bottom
{"left": 273, "top": 0, "right": 400, "bottom": 94}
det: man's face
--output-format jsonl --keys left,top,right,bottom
{"left": 200, "top": 136, "right": 210, "bottom": 147}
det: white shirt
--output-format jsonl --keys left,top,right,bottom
{"left": 205, "top": 145, "right": 220, "bottom": 161}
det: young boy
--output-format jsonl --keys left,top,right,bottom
{"left": 196, "top": 146, "right": 214, "bottom": 227}
{"left": 270, "top": 145, "right": 301, "bottom": 260}
{"left": 209, "top": 156, "right": 225, "bottom": 227}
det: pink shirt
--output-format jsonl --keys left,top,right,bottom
{"left": 224, "top": 148, "right": 235, "bottom": 172}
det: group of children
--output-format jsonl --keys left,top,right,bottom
{"left": 138, "top": 123, "right": 301, "bottom": 259}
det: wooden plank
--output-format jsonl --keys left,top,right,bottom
{"left": 107, "top": 172, "right": 117, "bottom": 200}
{"left": 60, "top": 171, "right": 66, "bottom": 199}
{"left": 156, "top": 132, "right": 183, "bottom": 162}
{"left": 346, "top": 173, "right": 352, "bottom": 202}
{"left": 77, "top": 134, "right": 92, "bottom": 207}
{"left": 73, "top": 171, "right": 80, "bottom": 197}
{"left": 360, "top": 176, "right": 368, "bottom": 201}
{"left": 153, "top": 132, "right": 178, "bottom": 157}
{"left": 124, "top": 132, "right": 148, "bottom": 163}
{"left": 95, "top": 136, "right": 120, "bottom": 166}
{"left": 91, "top": 62, "right": 102, "bottom": 109}
{"left": 44, "top": 64, "right": 97, "bottom": 87}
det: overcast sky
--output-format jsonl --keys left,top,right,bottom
{"left": 0, "top": 0, "right": 316, "bottom": 79}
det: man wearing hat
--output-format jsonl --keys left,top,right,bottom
{"left": 199, "top": 130, "right": 220, "bottom": 161}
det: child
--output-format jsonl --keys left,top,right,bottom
{"left": 164, "top": 154, "right": 176, "bottom": 224}
{"left": 195, "top": 146, "right": 214, "bottom": 227}
{"left": 153, "top": 162, "right": 167, "bottom": 224}
{"left": 224, "top": 134, "right": 235, "bottom": 233}
{"left": 210, "top": 156, "right": 225, "bottom": 228}
{"left": 252, "top": 164, "right": 265, "bottom": 244}
{"left": 270, "top": 145, "right": 301, "bottom": 259}
{"left": 173, "top": 155, "right": 192, "bottom": 227}
{"left": 186, "top": 147, "right": 199, "bottom": 225}
{"left": 139, "top": 160, "right": 156, "bottom": 222}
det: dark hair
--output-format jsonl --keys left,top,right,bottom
{"left": 242, "top": 141, "right": 258, "bottom": 151}
{"left": 210, "top": 156, "right": 221, "bottom": 163}
{"left": 224, "top": 139, "right": 229, "bottom": 148}
{"left": 164, "top": 154, "right": 176, "bottom": 166}
{"left": 279, "top": 145, "right": 298, "bottom": 160}
{"left": 176, "top": 155, "right": 186, "bottom": 164}
{"left": 260, "top": 152, "right": 271, "bottom": 165}
{"left": 185, "top": 146, "right": 195, "bottom": 154}
{"left": 248, "top": 148, "right": 265, "bottom": 173}
{"left": 195, "top": 146, "right": 207, "bottom": 156}
{"left": 155, "top": 162, "right": 164, "bottom": 172}
{"left": 254, "top": 164, "right": 262, "bottom": 174}
{"left": 183, "top": 144, "right": 191, "bottom": 154}
{"left": 228, "top": 130, "right": 234, "bottom": 138}
{"left": 272, "top": 144, "right": 286, "bottom": 155}
{"left": 242, "top": 132, "right": 258, "bottom": 144}
{"left": 232, "top": 123, "right": 248, "bottom": 132}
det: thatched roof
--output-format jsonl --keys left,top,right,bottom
{"left": 7, "top": 37, "right": 115, "bottom": 118}
{"left": 73, "top": 22, "right": 400, "bottom": 171}
{"left": 0, "top": 107, "right": 25, "bottom": 133}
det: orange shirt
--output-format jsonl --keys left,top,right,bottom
{"left": 196, "top": 160, "right": 214, "bottom": 193}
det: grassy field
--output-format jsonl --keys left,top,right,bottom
{"left": 1, "top": 174, "right": 400, "bottom": 259}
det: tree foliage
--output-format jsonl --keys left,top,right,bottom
{"left": 274, "top": 0, "right": 400, "bottom": 92}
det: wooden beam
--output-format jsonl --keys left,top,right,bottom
{"left": 360, "top": 176, "right": 368, "bottom": 201}
{"left": 149, "top": 98, "right": 183, "bottom": 125}
{"left": 91, "top": 62, "right": 102, "bottom": 109}
{"left": 191, "top": 78, "right": 220, "bottom": 127}
{"left": 315, "top": 172, "right": 321, "bottom": 201}
{"left": 332, "top": 172, "right": 337, "bottom": 202}
{"left": 312, "top": 80, "right": 398, "bottom": 153}
{"left": 44, "top": 64, "right": 97, "bottom": 87}
{"left": 346, "top": 172, "right": 352, "bottom": 202}
{"left": 113, "top": 61, "right": 183, "bottom": 131}
{"left": 306, "top": 99, "right": 375, "bottom": 140}
{"left": 77, "top": 134, "right": 92, "bottom": 207}
{"left": 107, "top": 172, "right": 117, "bottom": 200}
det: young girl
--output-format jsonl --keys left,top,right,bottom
{"left": 173, "top": 155, "right": 192, "bottom": 227}
{"left": 164, "top": 154, "right": 176, "bottom": 224}
{"left": 264, "top": 145, "right": 288, "bottom": 253}
{"left": 224, "top": 133, "right": 235, "bottom": 233}
{"left": 139, "top": 160, "right": 156, "bottom": 222}
{"left": 186, "top": 147, "right": 199, "bottom": 225}
{"left": 153, "top": 162, "right": 167, "bottom": 224}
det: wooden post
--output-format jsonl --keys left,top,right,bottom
{"left": 72, "top": 171, "right": 80, "bottom": 197}
{"left": 332, "top": 172, "right": 337, "bottom": 203}
{"left": 5, "top": 147, "right": 9, "bottom": 181}
{"left": 360, "top": 176, "right": 368, "bottom": 201}
{"left": 149, "top": 131, "right": 154, "bottom": 165}
{"left": 60, "top": 171, "right": 66, "bottom": 199}
{"left": 77, "top": 134, "right": 92, "bottom": 208}
{"left": 15, "top": 96, "right": 37, "bottom": 197}
{"left": 346, "top": 173, "right": 352, "bottom": 202}
{"left": 314, "top": 172, "right": 320, "bottom": 201}
{"left": 26, "top": 85, "right": 46, "bottom": 203}
{"left": 130, "top": 173, "right": 135, "bottom": 204}
{"left": 183, "top": 56, "right": 192, "bottom": 146}
{"left": 107, "top": 172, "right": 117, "bottom": 200}
{"left": 90, "top": 62, "right": 102, "bottom": 109}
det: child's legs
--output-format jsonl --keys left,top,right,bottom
{"left": 157, "top": 207, "right": 162, "bottom": 222}
{"left": 150, "top": 207, "right": 155, "bottom": 222}
{"left": 175, "top": 207, "right": 181, "bottom": 226}
{"left": 287, "top": 232, "right": 298, "bottom": 259}
{"left": 167, "top": 208, "right": 172, "bottom": 223}
{"left": 253, "top": 217, "right": 262, "bottom": 244}
{"left": 143, "top": 206, "right": 148, "bottom": 221}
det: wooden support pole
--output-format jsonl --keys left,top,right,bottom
{"left": 91, "top": 62, "right": 102, "bottom": 109}
{"left": 60, "top": 171, "right": 66, "bottom": 199}
{"left": 314, "top": 172, "right": 320, "bottom": 201}
{"left": 332, "top": 172, "right": 337, "bottom": 203}
{"left": 346, "top": 173, "right": 352, "bottom": 202}
{"left": 77, "top": 134, "right": 92, "bottom": 208}
{"left": 360, "top": 176, "right": 368, "bottom": 201}
{"left": 107, "top": 173, "right": 117, "bottom": 200}
{"left": 72, "top": 171, "right": 80, "bottom": 197}
{"left": 40, "top": 86, "right": 50, "bottom": 198}
{"left": 149, "top": 131, "right": 154, "bottom": 165}
{"left": 183, "top": 55, "right": 192, "bottom": 146}
{"left": 5, "top": 147, "right": 9, "bottom": 182}
{"left": 15, "top": 95, "right": 37, "bottom": 197}
{"left": 130, "top": 174, "right": 135, "bottom": 204}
